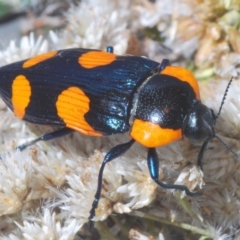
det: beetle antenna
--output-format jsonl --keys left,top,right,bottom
{"left": 215, "top": 135, "right": 238, "bottom": 158}
{"left": 215, "top": 77, "right": 233, "bottom": 119}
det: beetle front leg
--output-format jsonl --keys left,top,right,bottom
{"left": 147, "top": 148, "right": 201, "bottom": 196}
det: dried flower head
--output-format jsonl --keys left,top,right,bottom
{"left": 168, "top": 0, "right": 240, "bottom": 77}
{"left": 134, "top": 0, "right": 240, "bottom": 77}
{"left": 0, "top": 33, "right": 49, "bottom": 66}
{"left": 13, "top": 208, "right": 82, "bottom": 240}
{"left": 49, "top": 0, "right": 130, "bottom": 54}
{"left": 117, "top": 160, "right": 158, "bottom": 209}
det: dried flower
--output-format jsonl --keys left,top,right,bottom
{"left": 167, "top": 0, "right": 240, "bottom": 77}
{"left": 49, "top": 0, "right": 130, "bottom": 54}
{"left": 13, "top": 209, "right": 82, "bottom": 240}
{"left": 174, "top": 163, "right": 204, "bottom": 197}
{"left": 0, "top": 150, "right": 32, "bottom": 216}
{"left": 0, "top": 33, "right": 49, "bottom": 66}
{"left": 117, "top": 160, "right": 158, "bottom": 209}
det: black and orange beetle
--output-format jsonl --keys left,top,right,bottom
{"left": 0, "top": 46, "right": 235, "bottom": 227}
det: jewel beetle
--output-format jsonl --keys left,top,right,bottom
{"left": 0, "top": 46, "right": 235, "bottom": 228}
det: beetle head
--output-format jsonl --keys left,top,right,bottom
{"left": 183, "top": 102, "right": 216, "bottom": 142}
{"left": 183, "top": 77, "right": 238, "bottom": 169}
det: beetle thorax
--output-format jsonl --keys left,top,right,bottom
{"left": 129, "top": 73, "right": 197, "bottom": 147}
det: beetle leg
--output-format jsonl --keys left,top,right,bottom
{"left": 106, "top": 46, "right": 114, "bottom": 53}
{"left": 147, "top": 148, "right": 201, "bottom": 196}
{"left": 15, "top": 127, "right": 74, "bottom": 151}
{"left": 159, "top": 59, "right": 171, "bottom": 71}
{"left": 89, "top": 139, "right": 135, "bottom": 229}
{"left": 197, "top": 138, "right": 211, "bottom": 171}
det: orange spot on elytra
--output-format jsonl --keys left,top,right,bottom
{"left": 130, "top": 119, "right": 182, "bottom": 148}
{"left": 79, "top": 51, "right": 116, "bottom": 69}
{"left": 23, "top": 51, "right": 57, "bottom": 68}
{"left": 161, "top": 66, "right": 200, "bottom": 100}
{"left": 12, "top": 75, "right": 31, "bottom": 119}
{"left": 56, "top": 87, "right": 102, "bottom": 136}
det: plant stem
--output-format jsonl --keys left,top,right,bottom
{"left": 129, "top": 210, "right": 212, "bottom": 238}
